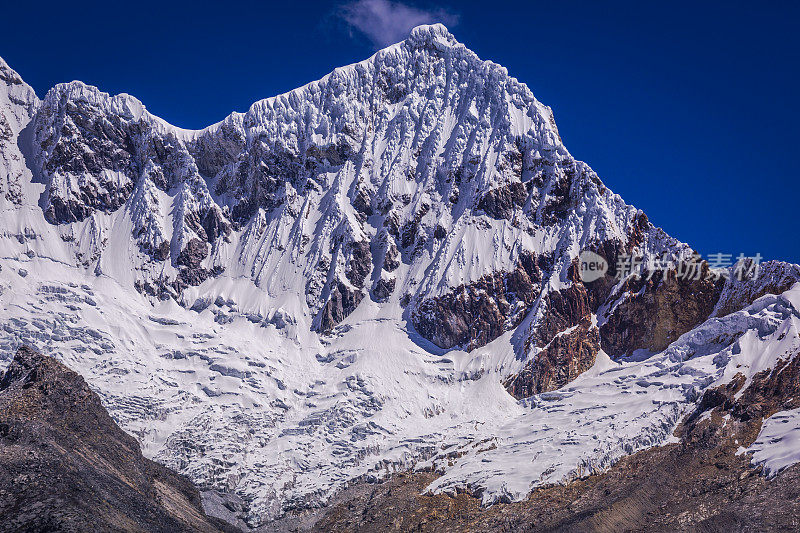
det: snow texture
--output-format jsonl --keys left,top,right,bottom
{"left": 1, "top": 27, "right": 799, "bottom": 526}
{"left": 744, "top": 407, "right": 800, "bottom": 477}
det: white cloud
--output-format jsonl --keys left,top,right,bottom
{"left": 339, "top": 0, "right": 458, "bottom": 48}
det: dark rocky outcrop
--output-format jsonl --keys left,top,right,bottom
{"left": 505, "top": 317, "right": 600, "bottom": 399}
{"left": 309, "top": 426, "right": 800, "bottom": 533}
{"left": 383, "top": 211, "right": 401, "bottom": 238}
{"left": 413, "top": 255, "right": 543, "bottom": 350}
{"left": 185, "top": 207, "right": 231, "bottom": 245}
{"left": 318, "top": 282, "right": 365, "bottom": 333}
{"left": 305, "top": 140, "right": 355, "bottom": 168}
{"left": 400, "top": 203, "right": 430, "bottom": 250}
{"left": 38, "top": 98, "right": 138, "bottom": 224}
{"left": 600, "top": 264, "right": 725, "bottom": 357}
{"left": 526, "top": 282, "right": 591, "bottom": 349}
{"left": 0, "top": 346, "right": 238, "bottom": 533}
{"left": 539, "top": 173, "right": 574, "bottom": 225}
{"left": 345, "top": 241, "right": 372, "bottom": 288}
{"left": 209, "top": 137, "right": 356, "bottom": 225}
{"left": 352, "top": 187, "right": 374, "bottom": 218}
{"left": 135, "top": 277, "right": 179, "bottom": 301}
{"left": 373, "top": 277, "right": 395, "bottom": 302}
{"left": 311, "top": 241, "right": 373, "bottom": 331}
{"left": 44, "top": 174, "right": 135, "bottom": 224}
{"left": 507, "top": 253, "right": 791, "bottom": 395}
{"left": 688, "top": 347, "right": 800, "bottom": 430}
{"left": 477, "top": 182, "right": 526, "bottom": 220}
{"left": 153, "top": 240, "right": 171, "bottom": 261}
{"left": 413, "top": 243, "right": 788, "bottom": 399}
{"left": 218, "top": 142, "right": 301, "bottom": 223}
{"left": 582, "top": 239, "right": 627, "bottom": 307}
{"left": 626, "top": 212, "right": 651, "bottom": 252}
{"left": 190, "top": 120, "right": 246, "bottom": 181}
{"left": 177, "top": 238, "right": 212, "bottom": 286}
{"left": 382, "top": 243, "right": 400, "bottom": 272}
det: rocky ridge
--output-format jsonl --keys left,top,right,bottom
{"left": 1, "top": 24, "right": 799, "bottom": 527}
{"left": 0, "top": 346, "right": 237, "bottom": 532}
{"left": 2, "top": 25, "right": 685, "bottom": 347}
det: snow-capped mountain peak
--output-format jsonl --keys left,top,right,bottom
{"left": 2, "top": 26, "right": 799, "bottom": 526}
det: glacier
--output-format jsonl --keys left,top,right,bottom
{"left": 1, "top": 24, "right": 799, "bottom": 527}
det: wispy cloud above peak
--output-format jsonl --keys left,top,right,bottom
{"left": 339, "top": 0, "right": 459, "bottom": 49}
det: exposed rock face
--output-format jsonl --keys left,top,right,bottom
{"left": 689, "top": 347, "right": 800, "bottom": 430}
{"left": 3, "top": 27, "right": 800, "bottom": 527}
{"left": 582, "top": 239, "right": 627, "bottom": 306}
{"left": 600, "top": 265, "right": 725, "bottom": 357}
{"left": 318, "top": 282, "right": 365, "bottom": 333}
{"left": 309, "top": 429, "right": 800, "bottom": 532}
{"left": 9, "top": 25, "right": 686, "bottom": 341}
{"left": 28, "top": 80, "right": 233, "bottom": 297}
{"left": 177, "top": 237, "right": 211, "bottom": 286}
{"left": 382, "top": 242, "right": 399, "bottom": 272}
{"left": 413, "top": 255, "right": 543, "bottom": 350}
{"left": 507, "top": 252, "right": 793, "bottom": 396}
{"left": 36, "top": 96, "right": 137, "bottom": 223}
{"left": 345, "top": 241, "right": 371, "bottom": 288}
{"left": 539, "top": 168, "right": 575, "bottom": 225}
{"left": 477, "top": 182, "right": 527, "bottom": 220}
{"left": 400, "top": 203, "right": 430, "bottom": 251}
{"left": 505, "top": 317, "right": 600, "bottom": 399}
{"left": 0, "top": 27, "right": 692, "bottom": 345}
{"left": 0, "top": 346, "right": 237, "bottom": 533}
{"left": 526, "top": 282, "right": 591, "bottom": 349}
{"left": 502, "top": 255, "right": 799, "bottom": 401}
{"left": 372, "top": 277, "right": 395, "bottom": 302}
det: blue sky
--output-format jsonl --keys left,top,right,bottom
{"left": 2, "top": 0, "right": 797, "bottom": 262}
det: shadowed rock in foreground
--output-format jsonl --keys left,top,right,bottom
{"left": 0, "top": 346, "right": 238, "bottom": 533}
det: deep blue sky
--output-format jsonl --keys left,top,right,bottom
{"left": 2, "top": 1, "right": 797, "bottom": 262}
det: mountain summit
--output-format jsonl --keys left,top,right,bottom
{"left": 1, "top": 26, "right": 799, "bottom": 527}
{"left": 3, "top": 24, "right": 680, "bottom": 341}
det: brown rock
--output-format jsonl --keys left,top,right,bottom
{"left": 600, "top": 265, "right": 724, "bottom": 357}
{"left": 318, "top": 282, "right": 365, "bottom": 333}
{"left": 477, "top": 182, "right": 526, "bottom": 220}
{"left": 0, "top": 346, "right": 238, "bottom": 533}
{"left": 526, "top": 282, "right": 592, "bottom": 349}
{"left": 413, "top": 257, "right": 542, "bottom": 350}
{"left": 505, "top": 317, "right": 600, "bottom": 399}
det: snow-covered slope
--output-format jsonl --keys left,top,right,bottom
{"left": 744, "top": 406, "right": 800, "bottom": 477}
{"left": 2, "top": 26, "right": 800, "bottom": 527}
{"left": 9, "top": 25, "right": 684, "bottom": 335}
